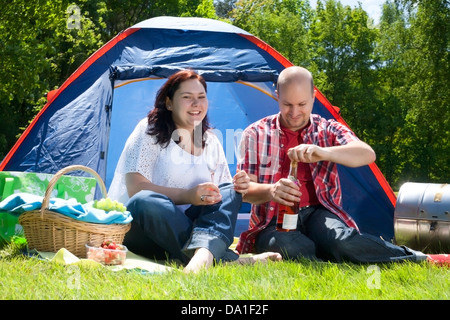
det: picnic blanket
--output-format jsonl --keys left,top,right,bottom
{"left": 37, "top": 248, "right": 174, "bottom": 274}
{"left": 0, "top": 193, "right": 132, "bottom": 224}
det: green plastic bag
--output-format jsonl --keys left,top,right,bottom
{"left": 0, "top": 212, "right": 23, "bottom": 243}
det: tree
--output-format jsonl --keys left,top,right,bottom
{"left": 376, "top": 0, "right": 450, "bottom": 187}
{"left": 231, "top": 0, "right": 312, "bottom": 66}
{"left": 398, "top": 0, "right": 449, "bottom": 184}
{"left": 215, "top": 0, "right": 238, "bottom": 19}
{"left": 0, "top": 0, "right": 104, "bottom": 159}
{"left": 362, "top": 0, "right": 409, "bottom": 185}
{"left": 309, "top": 0, "right": 379, "bottom": 142}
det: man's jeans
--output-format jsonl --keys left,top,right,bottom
{"left": 123, "top": 183, "right": 240, "bottom": 264}
{"left": 255, "top": 205, "right": 426, "bottom": 263}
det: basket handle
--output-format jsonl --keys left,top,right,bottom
{"left": 40, "top": 165, "right": 108, "bottom": 216}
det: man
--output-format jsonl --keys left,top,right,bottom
{"left": 236, "top": 66, "right": 428, "bottom": 264}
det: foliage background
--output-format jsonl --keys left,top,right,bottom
{"left": 0, "top": 0, "right": 448, "bottom": 189}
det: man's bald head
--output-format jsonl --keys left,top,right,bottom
{"left": 276, "top": 66, "right": 315, "bottom": 97}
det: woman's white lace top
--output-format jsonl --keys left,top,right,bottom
{"left": 108, "top": 118, "right": 232, "bottom": 211}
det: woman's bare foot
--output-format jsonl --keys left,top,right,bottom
{"left": 183, "top": 247, "right": 214, "bottom": 274}
{"left": 236, "top": 252, "right": 282, "bottom": 265}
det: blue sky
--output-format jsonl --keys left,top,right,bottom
{"left": 309, "top": 0, "right": 385, "bottom": 24}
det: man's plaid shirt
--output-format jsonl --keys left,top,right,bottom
{"left": 236, "top": 113, "right": 361, "bottom": 254}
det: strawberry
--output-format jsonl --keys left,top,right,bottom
{"left": 101, "top": 239, "right": 115, "bottom": 248}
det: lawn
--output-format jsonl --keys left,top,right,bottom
{"left": 0, "top": 238, "right": 448, "bottom": 302}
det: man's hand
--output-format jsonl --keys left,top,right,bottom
{"left": 270, "top": 178, "right": 301, "bottom": 206}
{"left": 288, "top": 144, "right": 328, "bottom": 163}
{"left": 287, "top": 141, "right": 376, "bottom": 168}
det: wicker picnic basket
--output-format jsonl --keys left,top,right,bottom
{"left": 19, "top": 165, "right": 131, "bottom": 258}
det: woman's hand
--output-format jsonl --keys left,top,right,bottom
{"left": 126, "top": 172, "right": 222, "bottom": 206}
{"left": 191, "top": 182, "right": 222, "bottom": 205}
{"left": 233, "top": 170, "right": 250, "bottom": 196}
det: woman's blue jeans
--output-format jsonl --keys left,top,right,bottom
{"left": 123, "top": 183, "right": 241, "bottom": 264}
{"left": 255, "top": 205, "right": 426, "bottom": 263}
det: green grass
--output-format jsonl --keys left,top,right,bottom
{"left": 0, "top": 239, "right": 448, "bottom": 300}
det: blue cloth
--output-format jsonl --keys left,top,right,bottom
{"left": 0, "top": 193, "right": 132, "bottom": 225}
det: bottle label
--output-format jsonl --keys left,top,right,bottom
{"left": 282, "top": 214, "right": 298, "bottom": 230}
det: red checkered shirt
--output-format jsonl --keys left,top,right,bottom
{"left": 236, "top": 113, "right": 361, "bottom": 254}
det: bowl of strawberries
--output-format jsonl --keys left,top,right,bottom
{"left": 86, "top": 240, "right": 128, "bottom": 265}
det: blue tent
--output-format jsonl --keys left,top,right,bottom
{"left": 0, "top": 16, "right": 396, "bottom": 241}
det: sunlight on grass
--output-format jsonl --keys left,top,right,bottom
{"left": 0, "top": 240, "right": 448, "bottom": 300}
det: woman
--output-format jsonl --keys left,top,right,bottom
{"left": 109, "top": 70, "right": 280, "bottom": 273}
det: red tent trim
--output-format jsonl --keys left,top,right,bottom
{"left": 239, "top": 34, "right": 293, "bottom": 68}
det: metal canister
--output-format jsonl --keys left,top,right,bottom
{"left": 394, "top": 182, "right": 450, "bottom": 253}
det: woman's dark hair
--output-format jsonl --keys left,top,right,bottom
{"left": 147, "top": 69, "right": 210, "bottom": 148}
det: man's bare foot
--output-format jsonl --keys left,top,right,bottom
{"left": 183, "top": 247, "right": 214, "bottom": 274}
{"left": 236, "top": 252, "right": 282, "bottom": 265}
